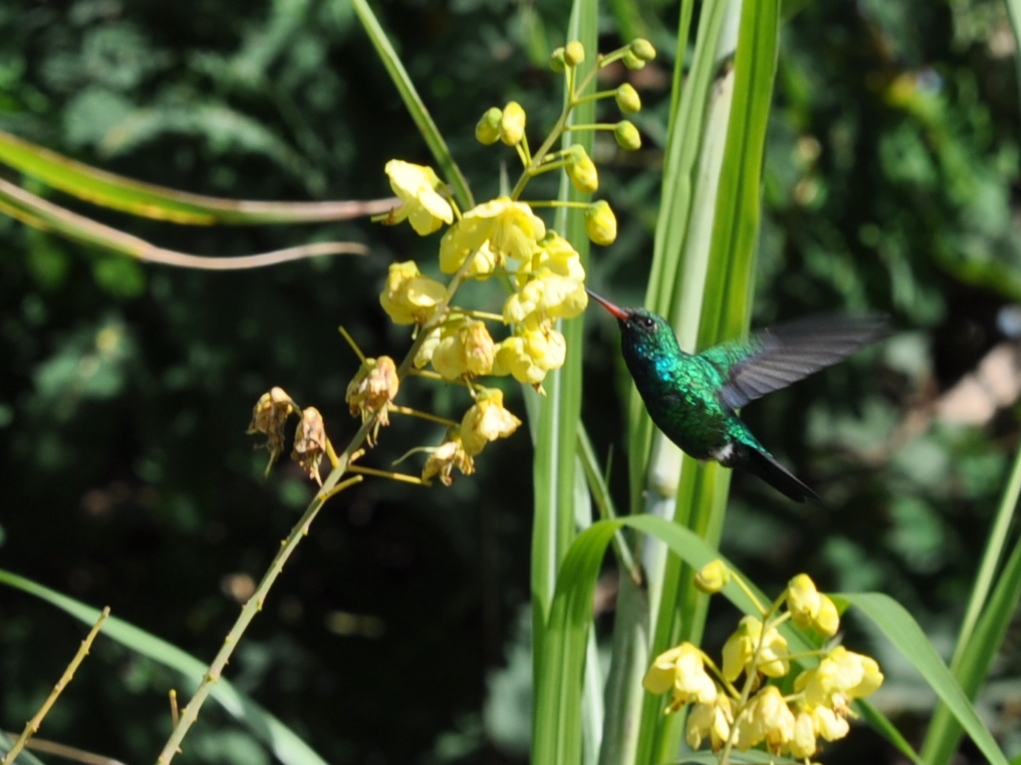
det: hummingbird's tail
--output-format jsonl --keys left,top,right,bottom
{"left": 744, "top": 448, "right": 821, "bottom": 503}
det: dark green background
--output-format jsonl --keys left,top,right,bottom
{"left": 1, "top": 1, "right": 1019, "bottom": 763}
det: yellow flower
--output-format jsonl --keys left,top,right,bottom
{"left": 440, "top": 224, "right": 501, "bottom": 276}
{"left": 584, "top": 200, "right": 617, "bottom": 245}
{"left": 642, "top": 642, "right": 718, "bottom": 711}
{"left": 291, "top": 407, "right": 326, "bottom": 485}
{"left": 500, "top": 101, "right": 526, "bottom": 146}
{"left": 493, "top": 336, "right": 544, "bottom": 386}
{"left": 790, "top": 711, "right": 818, "bottom": 759}
{"left": 380, "top": 261, "right": 447, "bottom": 325}
{"left": 384, "top": 160, "right": 453, "bottom": 236}
{"left": 346, "top": 356, "right": 400, "bottom": 444}
{"left": 756, "top": 685, "right": 796, "bottom": 753}
{"left": 422, "top": 430, "right": 474, "bottom": 486}
{"left": 797, "top": 646, "right": 884, "bottom": 712}
{"left": 695, "top": 560, "right": 730, "bottom": 594}
{"left": 686, "top": 696, "right": 733, "bottom": 751}
{"left": 460, "top": 388, "right": 522, "bottom": 456}
{"left": 525, "top": 232, "right": 586, "bottom": 283}
{"left": 786, "top": 573, "right": 822, "bottom": 628}
{"left": 503, "top": 270, "right": 587, "bottom": 324}
{"left": 247, "top": 387, "right": 299, "bottom": 474}
{"left": 721, "top": 616, "right": 789, "bottom": 682}
{"left": 810, "top": 704, "right": 850, "bottom": 741}
{"left": 464, "top": 197, "right": 546, "bottom": 261}
{"left": 431, "top": 319, "right": 496, "bottom": 380}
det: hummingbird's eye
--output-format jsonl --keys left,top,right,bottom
{"left": 639, "top": 316, "right": 656, "bottom": 330}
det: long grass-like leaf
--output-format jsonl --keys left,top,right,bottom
{"left": 0, "top": 570, "right": 332, "bottom": 765}
{"left": 0, "top": 178, "right": 366, "bottom": 268}
{"left": 840, "top": 592, "right": 1010, "bottom": 765}
{"left": 531, "top": 0, "right": 598, "bottom": 762}
{"left": 921, "top": 444, "right": 1021, "bottom": 765}
{"left": 348, "top": 0, "right": 472, "bottom": 211}
{"left": 0, "top": 129, "right": 397, "bottom": 225}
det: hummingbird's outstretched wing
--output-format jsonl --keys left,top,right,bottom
{"left": 703, "top": 313, "right": 889, "bottom": 411}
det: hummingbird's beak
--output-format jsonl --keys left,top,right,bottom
{"left": 585, "top": 288, "right": 629, "bottom": 320}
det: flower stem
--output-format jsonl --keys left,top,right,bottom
{"left": 1, "top": 608, "right": 110, "bottom": 765}
{"left": 156, "top": 222, "right": 483, "bottom": 765}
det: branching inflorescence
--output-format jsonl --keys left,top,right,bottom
{"left": 247, "top": 38, "right": 655, "bottom": 488}
{"left": 644, "top": 563, "right": 885, "bottom": 764}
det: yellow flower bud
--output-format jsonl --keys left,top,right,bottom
{"left": 695, "top": 560, "right": 730, "bottom": 594}
{"left": 813, "top": 593, "right": 840, "bottom": 637}
{"left": 564, "top": 40, "right": 585, "bottom": 66}
{"left": 384, "top": 160, "right": 453, "bottom": 235}
{"left": 247, "top": 387, "right": 299, "bottom": 474}
{"left": 461, "top": 388, "right": 522, "bottom": 456}
{"left": 549, "top": 47, "right": 566, "bottom": 72}
{"left": 291, "top": 407, "right": 326, "bottom": 485}
{"left": 615, "top": 83, "right": 641, "bottom": 113}
{"left": 500, "top": 101, "right": 526, "bottom": 146}
{"left": 566, "top": 144, "right": 599, "bottom": 193}
{"left": 584, "top": 200, "right": 617, "bottom": 245}
{"left": 630, "top": 38, "right": 656, "bottom": 61}
{"left": 622, "top": 50, "right": 646, "bottom": 70}
{"left": 786, "top": 573, "right": 822, "bottom": 628}
{"left": 614, "top": 120, "right": 642, "bottom": 150}
{"left": 475, "top": 107, "right": 503, "bottom": 145}
{"left": 379, "top": 261, "right": 447, "bottom": 325}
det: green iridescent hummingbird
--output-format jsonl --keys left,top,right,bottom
{"left": 587, "top": 290, "right": 888, "bottom": 502}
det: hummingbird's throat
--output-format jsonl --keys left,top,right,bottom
{"left": 585, "top": 288, "right": 629, "bottom": 320}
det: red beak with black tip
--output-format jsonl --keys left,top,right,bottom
{"left": 585, "top": 288, "right": 629, "bottom": 320}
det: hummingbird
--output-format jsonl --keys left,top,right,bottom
{"left": 587, "top": 290, "right": 888, "bottom": 502}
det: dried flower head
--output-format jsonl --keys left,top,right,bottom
{"left": 247, "top": 387, "right": 299, "bottom": 475}
{"left": 291, "top": 407, "right": 327, "bottom": 485}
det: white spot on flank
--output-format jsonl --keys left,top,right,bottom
{"left": 712, "top": 443, "right": 735, "bottom": 464}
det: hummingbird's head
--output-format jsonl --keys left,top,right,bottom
{"left": 586, "top": 289, "right": 680, "bottom": 362}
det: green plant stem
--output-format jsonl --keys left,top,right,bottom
{"left": 155, "top": 249, "right": 482, "bottom": 765}
{"left": 2, "top": 608, "right": 110, "bottom": 765}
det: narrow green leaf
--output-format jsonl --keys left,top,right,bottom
{"left": 349, "top": 0, "right": 472, "bottom": 211}
{"left": 920, "top": 529, "right": 1021, "bottom": 764}
{"left": 840, "top": 592, "right": 1010, "bottom": 765}
{"left": 531, "top": 0, "right": 598, "bottom": 760}
{"left": 0, "top": 129, "right": 396, "bottom": 225}
{"left": 0, "top": 569, "right": 332, "bottom": 765}
{"left": 0, "top": 733, "right": 51, "bottom": 765}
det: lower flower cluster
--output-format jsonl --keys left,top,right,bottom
{"left": 643, "top": 567, "right": 884, "bottom": 763}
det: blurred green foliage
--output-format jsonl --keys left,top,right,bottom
{"left": 0, "top": 1, "right": 1019, "bottom": 764}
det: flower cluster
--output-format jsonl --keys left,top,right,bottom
{"left": 368, "top": 38, "right": 653, "bottom": 484}
{"left": 249, "top": 39, "right": 654, "bottom": 489}
{"left": 643, "top": 565, "right": 884, "bottom": 762}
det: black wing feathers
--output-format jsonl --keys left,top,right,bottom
{"left": 718, "top": 313, "right": 889, "bottom": 410}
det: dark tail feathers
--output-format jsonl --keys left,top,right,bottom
{"left": 745, "top": 448, "right": 821, "bottom": 503}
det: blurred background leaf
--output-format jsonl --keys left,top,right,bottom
{"left": 1, "top": 1, "right": 1020, "bottom": 764}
